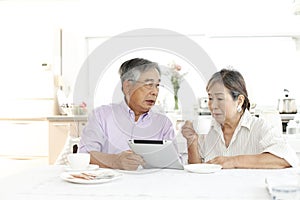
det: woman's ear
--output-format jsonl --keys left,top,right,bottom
{"left": 238, "top": 95, "right": 245, "bottom": 106}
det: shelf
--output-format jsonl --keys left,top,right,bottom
{"left": 280, "top": 114, "right": 297, "bottom": 121}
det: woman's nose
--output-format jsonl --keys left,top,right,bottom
{"left": 210, "top": 100, "right": 218, "bottom": 109}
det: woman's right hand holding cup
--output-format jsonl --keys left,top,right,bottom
{"left": 181, "top": 120, "right": 198, "bottom": 147}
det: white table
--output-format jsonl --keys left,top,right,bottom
{"left": 0, "top": 165, "right": 299, "bottom": 200}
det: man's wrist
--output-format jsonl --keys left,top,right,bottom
{"left": 111, "top": 154, "right": 121, "bottom": 169}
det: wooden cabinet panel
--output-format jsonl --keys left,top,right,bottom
{"left": 48, "top": 120, "right": 86, "bottom": 164}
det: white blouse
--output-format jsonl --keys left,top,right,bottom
{"left": 198, "top": 110, "right": 299, "bottom": 167}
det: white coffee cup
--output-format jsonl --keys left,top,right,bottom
{"left": 193, "top": 115, "right": 212, "bottom": 135}
{"left": 67, "top": 153, "right": 90, "bottom": 170}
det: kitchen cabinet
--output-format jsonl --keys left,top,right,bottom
{"left": 48, "top": 116, "right": 87, "bottom": 164}
{"left": 0, "top": 25, "right": 59, "bottom": 102}
{"left": 0, "top": 119, "right": 48, "bottom": 157}
{"left": 285, "top": 134, "right": 300, "bottom": 160}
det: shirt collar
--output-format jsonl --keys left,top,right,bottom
{"left": 121, "top": 99, "right": 152, "bottom": 122}
{"left": 239, "top": 109, "right": 252, "bottom": 130}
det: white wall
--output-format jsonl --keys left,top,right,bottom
{"left": 1, "top": 0, "right": 300, "bottom": 114}
{"left": 196, "top": 36, "right": 300, "bottom": 108}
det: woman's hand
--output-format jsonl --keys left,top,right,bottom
{"left": 181, "top": 120, "right": 198, "bottom": 147}
{"left": 113, "top": 150, "right": 145, "bottom": 171}
{"left": 207, "top": 156, "right": 237, "bottom": 169}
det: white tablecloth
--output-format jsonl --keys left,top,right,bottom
{"left": 0, "top": 165, "right": 299, "bottom": 200}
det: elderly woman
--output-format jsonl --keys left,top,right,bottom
{"left": 79, "top": 58, "right": 175, "bottom": 170}
{"left": 182, "top": 68, "right": 299, "bottom": 169}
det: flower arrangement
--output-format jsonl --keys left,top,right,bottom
{"left": 166, "top": 61, "right": 187, "bottom": 110}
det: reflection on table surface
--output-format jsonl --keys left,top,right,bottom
{"left": 0, "top": 165, "right": 299, "bottom": 200}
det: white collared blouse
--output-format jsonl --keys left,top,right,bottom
{"left": 199, "top": 110, "right": 299, "bottom": 167}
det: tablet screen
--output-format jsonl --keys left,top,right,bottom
{"left": 128, "top": 139, "right": 183, "bottom": 170}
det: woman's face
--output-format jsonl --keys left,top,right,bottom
{"left": 126, "top": 68, "right": 161, "bottom": 115}
{"left": 207, "top": 82, "right": 239, "bottom": 124}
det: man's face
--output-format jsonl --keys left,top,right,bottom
{"left": 126, "top": 68, "right": 161, "bottom": 115}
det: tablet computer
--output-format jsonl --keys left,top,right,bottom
{"left": 128, "top": 139, "right": 183, "bottom": 170}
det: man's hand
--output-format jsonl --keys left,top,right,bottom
{"left": 113, "top": 150, "right": 145, "bottom": 171}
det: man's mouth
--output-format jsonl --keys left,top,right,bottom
{"left": 145, "top": 100, "right": 155, "bottom": 105}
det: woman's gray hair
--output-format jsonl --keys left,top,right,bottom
{"left": 206, "top": 68, "right": 250, "bottom": 111}
{"left": 119, "top": 58, "right": 161, "bottom": 83}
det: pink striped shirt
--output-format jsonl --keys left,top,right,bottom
{"left": 79, "top": 100, "right": 175, "bottom": 154}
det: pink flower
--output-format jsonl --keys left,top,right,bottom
{"left": 164, "top": 61, "right": 188, "bottom": 110}
{"left": 174, "top": 64, "right": 181, "bottom": 71}
{"left": 165, "top": 61, "right": 187, "bottom": 94}
{"left": 80, "top": 102, "right": 87, "bottom": 108}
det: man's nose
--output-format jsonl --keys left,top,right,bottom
{"left": 150, "top": 87, "right": 159, "bottom": 96}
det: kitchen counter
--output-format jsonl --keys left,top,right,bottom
{"left": 0, "top": 115, "right": 88, "bottom": 121}
{"left": 47, "top": 115, "right": 88, "bottom": 121}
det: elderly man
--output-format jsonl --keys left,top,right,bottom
{"left": 79, "top": 58, "right": 176, "bottom": 170}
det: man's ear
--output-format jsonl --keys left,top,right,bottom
{"left": 123, "top": 80, "right": 131, "bottom": 94}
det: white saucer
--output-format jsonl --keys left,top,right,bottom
{"left": 184, "top": 163, "right": 222, "bottom": 174}
{"left": 65, "top": 164, "right": 99, "bottom": 172}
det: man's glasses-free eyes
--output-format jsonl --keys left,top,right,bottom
{"left": 129, "top": 80, "right": 164, "bottom": 90}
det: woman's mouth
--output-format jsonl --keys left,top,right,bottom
{"left": 213, "top": 113, "right": 222, "bottom": 117}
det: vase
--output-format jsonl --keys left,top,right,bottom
{"left": 174, "top": 94, "right": 179, "bottom": 110}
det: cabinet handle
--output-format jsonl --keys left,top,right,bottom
{"left": 12, "top": 122, "right": 30, "bottom": 125}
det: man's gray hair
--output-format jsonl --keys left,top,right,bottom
{"left": 119, "top": 58, "right": 161, "bottom": 83}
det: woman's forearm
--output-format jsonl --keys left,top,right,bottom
{"left": 187, "top": 140, "right": 202, "bottom": 164}
{"left": 235, "top": 153, "right": 291, "bottom": 169}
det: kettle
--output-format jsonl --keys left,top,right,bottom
{"left": 198, "top": 97, "right": 210, "bottom": 115}
{"left": 277, "top": 89, "right": 297, "bottom": 114}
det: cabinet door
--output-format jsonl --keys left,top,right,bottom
{"left": 48, "top": 121, "right": 78, "bottom": 164}
{"left": 0, "top": 120, "right": 48, "bottom": 157}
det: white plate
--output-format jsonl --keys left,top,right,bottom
{"left": 64, "top": 164, "right": 99, "bottom": 172}
{"left": 184, "top": 163, "right": 222, "bottom": 174}
{"left": 60, "top": 169, "right": 122, "bottom": 184}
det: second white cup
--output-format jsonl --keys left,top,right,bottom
{"left": 67, "top": 153, "right": 90, "bottom": 170}
{"left": 193, "top": 115, "right": 212, "bottom": 135}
